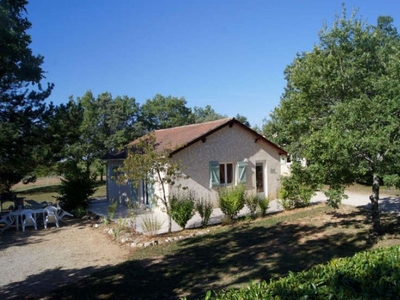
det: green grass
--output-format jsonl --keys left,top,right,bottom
{"left": 45, "top": 203, "right": 400, "bottom": 300}
{"left": 5, "top": 177, "right": 106, "bottom": 208}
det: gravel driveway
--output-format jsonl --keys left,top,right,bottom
{"left": 0, "top": 218, "right": 130, "bottom": 299}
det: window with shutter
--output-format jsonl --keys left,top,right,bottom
{"left": 209, "top": 161, "right": 220, "bottom": 187}
{"left": 237, "top": 161, "right": 247, "bottom": 184}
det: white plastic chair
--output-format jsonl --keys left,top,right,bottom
{"left": 0, "top": 212, "right": 15, "bottom": 231}
{"left": 56, "top": 204, "right": 73, "bottom": 220}
{"left": 22, "top": 209, "right": 37, "bottom": 232}
{"left": 44, "top": 206, "right": 60, "bottom": 228}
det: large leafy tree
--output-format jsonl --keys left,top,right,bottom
{"left": 61, "top": 91, "right": 142, "bottom": 178}
{"left": 140, "top": 94, "right": 194, "bottom": 130}
{"left": 0, "top": 0, "right": 54, "bottom": 192}
{"left": 263, "top": 8, "right": 400, "bottom": 233}
{"left": 192, "top": 105, "right": 225, "bottom": 123}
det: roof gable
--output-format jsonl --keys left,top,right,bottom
{"left": 103, "top": 118, "right": 287, "bottom": 160}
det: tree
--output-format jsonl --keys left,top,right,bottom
{"left": 57, "top": 91, "right": 142, "bottom": 180}
{"left": 263, "top": 7, "right": 400, "bottom": 233}
{"left": 0, "top": 0, "right": 54, "bottom": 192}
{"left": 45, "top": 99, "right": 84, "bottom": 167}
{"left": 140, "top": 94, "right": 194, "bottom": 130}
{"left": 119, "top": 133, "right": 187, "bottom": 233}
{"left": 235, "top": 114, "right": 251, "bottom": 127}
{"left": 192, "top": 105, "right": 225, "bottom": 123}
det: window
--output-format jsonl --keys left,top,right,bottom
{"left": 209, "top": 161, "right": 247, "bottom": 188}
{"left": 220, "top": 163, "right": 233, "bottom": 185}
{"left": 256, "top": 163, "right": 264, "bottom": 193}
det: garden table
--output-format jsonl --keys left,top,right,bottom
{"left": 10, "top": 208, "right": 44, "bottom": 231}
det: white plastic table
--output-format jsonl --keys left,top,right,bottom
{"left": 11, "top": 208, "right": 44, "bottom": 231}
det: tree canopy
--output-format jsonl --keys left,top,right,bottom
{"left": 263, "top": 7, "right": 400, "bottom": 233}
{"left": 0, "top": 0, "right": 54, "bottom": 192}
{"left": 140, "top": 94, "right": 195, "bottom": 131}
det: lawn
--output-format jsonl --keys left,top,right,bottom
{"left": 47, "top": 201, "right": 400, "bottom": 299}
{"left": 8, "top": 176, "right": 106, "bottom": 205}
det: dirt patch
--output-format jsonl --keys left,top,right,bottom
{"left": 0, "top": 217, "right": 131, "bottom": 299}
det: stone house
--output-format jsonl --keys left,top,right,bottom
{"left": 103, "top": 118, "right": 287, "bottom": 206}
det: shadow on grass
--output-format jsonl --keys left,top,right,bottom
{"left": 15, "top": 184, "right": 61, "bottom": 195}
{"left": 13, "top": 181, "right": 105, "bottom": 197}
{"left": 32, "top": 206, "right": 387, "bottom": 300}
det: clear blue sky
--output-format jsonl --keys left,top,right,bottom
{"left": 26, "top": 0, "right": 400, "bottom": 127}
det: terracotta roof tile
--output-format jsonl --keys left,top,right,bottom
{"left": 104, "top": 117, "right": 286, "bottom": 159}
{"left": 133, "top": 118, "right": 234, "bottom": 153}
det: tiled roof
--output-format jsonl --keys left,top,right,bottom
{"left": 103, "top": 118, "right": 287, "bottom": 159}
{"left": 130, "top": 118, "right": 235, "bottom": 153}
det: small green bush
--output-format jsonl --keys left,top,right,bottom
{"left": 196, "top": 196, "right": 213, "bottom": 227}
{"left": 107, "top": 201, "right": 118, "bottom": 220}
{"left": 279, "top": 161, "right": 317, "bottom": 210}
{"left": 72, "top": 205, "right": 86, "bottom": 218}
{"left": 207, "top": 245, "right": 400, "bottom": 299}
{"left": 245, "top": 193, "right": 259, "bottom": 219}
{"left": 218, "top": 184, "right": 246, "bottom": 221}
{"left": 57, "top": 161, "right": 97, "bottom": 211}
{"left": 324, "top": 185, "right": 348, "bottom": 209}
{"left": 170, "top": 190, "right": 195, "bottom": 229}
{"left": 258, "top": 197, "right": 270, "bottom": 217}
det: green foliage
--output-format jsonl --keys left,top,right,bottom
{"left": 0, "top": 0, "right": 54, "bottom": 192}
{"left": 192, "top": 105, "right": 225, "bottom": 123}
{"left": 196, "top": 196, "right": 214, "bottom": 227}
{"left": 57, "top": 161, "right": 97, "bottom": 211}
{"left": 258, "top": 197, "right": 270, "bottom": 217}
{"left": 263, "top": 6, "right": 400, "bottom": 232}
{"left": 107, "top": 200, "right": 118, "bottom": 220}
{"left": 324, "top": 185, "right": 348, "bottom": 209}
{"left": 218, "top": 184, "right": 246, "bottom": 221}
{"left": 140, "top": 94, "right": 195, "bottom": 130}
{"left": 244, "top": 193, "right": 259, "bottom": 218}
{"left": 72, "top": 205, "right": 86, "bottom": 218}
{"left": 208, "top": 245, "right": 400, "bottom": 299}
{"left": 120, "top": 132, "right": 188, "bottom": 233}
{"left": 235, "top": 114, "right": 251, "bottom": 127}
{"left": 170, "top": 190, "right": 195, "bottom": 229}
{"left": 279, "top": 162, "right": 317, "bottom": 210}
{"left": 383, "top": 174, "right": 400, "bottom": 190}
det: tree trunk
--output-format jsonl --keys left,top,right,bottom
{"left": 166, "top": 206, "right": 172, "bottom": 233}
{"left": 370, "top": 174, "right": 381, "bottom": 234}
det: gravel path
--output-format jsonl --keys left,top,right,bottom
{"left": 0, "top": 218, "right": 130, "bottom": 299}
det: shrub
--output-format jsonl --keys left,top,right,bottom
{"left": 324, "top": 185, "right": 348, "bottom": 209}
{"left": 170, "top": 190, "right": 195, "bottom": 229}
{"left": 383, "top": 174, "right": 400, "bottom": 190}
{"left": 245, "top": 193, "right": 259, "bottom": 219}
{"left": 107, "top": 201, "right": 118, "bottom": 220}
{"left": 72, "top": 205, "right": 86, "bottom": 218}
{"left": 207, "top": 245, "right": 400, "bottom": 299}
{"left": 57, "top": 161, "right": 97, "bottom": 211}
{"left": 141, "top": 213, "right": 163, "bottom": 236}
{"left": 258, "top": 197, "right": 270, "bottom": 217}
{"left": 279, "top": 161, "right": 317, "bottom": 210}
{"left": 218, "top": 184, "right": 246, "bottom": 221}
{"left": 195, "top": 196, "right": 213, "bottom": 227}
